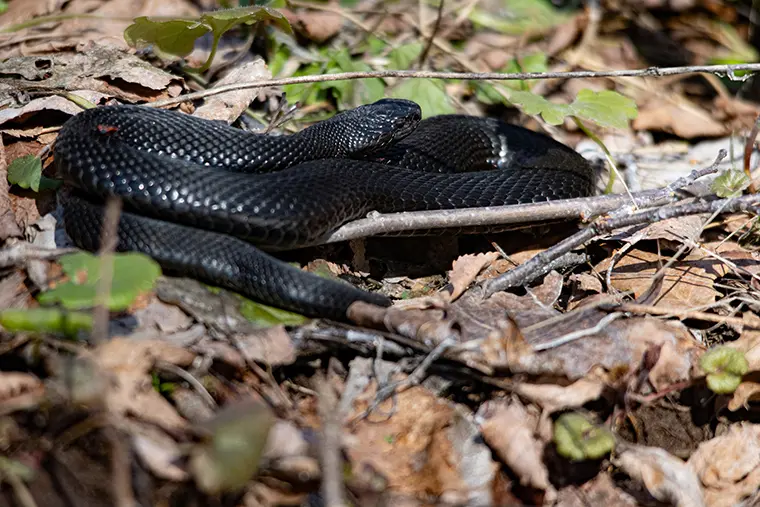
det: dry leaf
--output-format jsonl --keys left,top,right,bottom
{"left": 554, "top": 472, "right": 639, "bottom": 507}
{"left": 597, "top": 248, "right": 720, "bottom": 310}
{"left": 345, "top": 384, "right": 497, "bottom": 503}
{"left": 478, "top": 400, "right": 552, "bottom": 494}
{"left": 129, "top": 421, "right": 189, "bottom": 481}
{"left": 282, "top": 7, "right": 344, "bottom": 43}
{"left": 514, "top": 377, "right": 607, "bottom": 414}
{"left": 633, "top": 99, "right": 727, "bottom": 138}
{"left": 0, "top": 371, "right": 44, "bottom": 415}
{"left": 688, "top": 423, "right": 760, "bottom": 507}
{"left": 92, "top": 338, "right": 195, "bottom": 431}
{"left": 614, "top": 445, "right": 705, "bottom": 507}
{"left": 446, "top": 252, "right": 499, "bottom": 301}
{"left": 192, "top": 57, "right": 272, "bottom": 123}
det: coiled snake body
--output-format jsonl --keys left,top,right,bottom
{"left": 54, "top": 99, "right": 594, "bottom": 320}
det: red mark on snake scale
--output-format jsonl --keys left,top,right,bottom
{"left": 96, "top": 124, "right": 119, "bottom": 135}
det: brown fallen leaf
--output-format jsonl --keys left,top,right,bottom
{"left": 345, "top": 382, "right": 497, "bottom": 504}
{"left": 282, "top": 7, "right": 344, "bottom": 43}
{"left": 633, "top": 98, "right": 727, "bottom": 138}
{"left": 0, "top": 371, "right": 45, "bottom": 415}
{"left": 554, "top": 472, "right": 639, "bottom": 507}
{"left": 446, "top": 251, "right": 499, "bottom": 301}
{"left": 128, "top": 420, "right": 189, "bottom": 482}
{"left": 597, "top": 248, "right": 720, "bottom": 310}
{"left": 91, "top": 338, "right": 195, "bottom": 431}
{"left": 688, "top": 423, "right": 760, "bottom": 507}
{"left": 513, "top": 376, "right": 607, "bottom": 414}
{"left": 0, "top": 0, "right": 199, "bottom": 58}
{"left": 0, "top": 47, "right": 184, "bottom": 112}
{"left": 614, "top": 444, "right": 706, "bottom": 507}
{"left": 478, "top": 400, "right": 553, "bottom": 495}
{"left": 192, "top": 57, "right": 272, "bottom": 123}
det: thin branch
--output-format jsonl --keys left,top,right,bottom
{"left": 324, "top": 158, "right": 723, "bottom": 244}
{"left": 316, "top": 374, "right": 346, "bottom": 507}
{"left": 146, "top": 63, "right": 760, "bottom": 108}
{"left": 745, "top": 113, "right": 760, "bottom": 193}
{"left": 92, "top": 197, "right": 122, "bottom": 344}
{"left": 417, "top": 0, "right": 445, "bottom": 67}
{"left": 482, "top": 191, "right": 760, "bottom": 297}
{"left": 610, "top": 302, "right": 760, "bottom": 329}
{"left": 532, "top": 312, "right": 625, "bottom": 351}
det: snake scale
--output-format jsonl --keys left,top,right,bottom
{"left": 54, "top": 99, "right": 594, "bottom": 320}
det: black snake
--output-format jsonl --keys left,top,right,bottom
{"left": 54, "top": 99, "right": 594, "bottom": 320}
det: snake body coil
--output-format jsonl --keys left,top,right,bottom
{"left": 54, "top": 99, "right": 594, "bottom": 320}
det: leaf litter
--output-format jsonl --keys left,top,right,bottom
{"left": 2, "top": 0, "right": 760, "bottom": 505}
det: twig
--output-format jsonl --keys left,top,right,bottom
{"left": 485, "top": 193, "right": 760, "bottom": 296}
{"left": 532, "top": 312, "right": 625, "bottom": 351}
{"left": 417, "top": 0, "right": 445, "bottom": 68}
{"left": 349, "top": 338, "right": 456, "bottom": 424}
{"left": 156, "top": 361, "right": 217, "bottom": 410}
{"left": 745, "top": 113, "right": 760, "bottom": 193}
{"left": 92, "top": 198, "right": 122, "bottom": 344}
{"left": 316, "top": 374, "right": 346, "bottom": 507}
{"left": 145, "top": 63, "right": 760, "bottom": 108}
{"left": 107, "top": 425, "right": 135, "bottom": 507}
{"left": 610, "top": 302, "right": 760, "bottom": 329}
{"left": 325, "top": 159, "right": 722, "bottom": 244}
{"left": 0, "top": 241, "right": 77, "bottom": 269}
{"left": 481, "top": 152, "right": 730, "bottom": 296}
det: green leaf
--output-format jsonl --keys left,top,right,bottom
{"left": 569, "top": 89, "right": 638, "bottom": 130}
{"left": 391, "top": 79, "right": 456, "bottom": 118}
{"left": 473, "top": 82, "right": 506, "bottom": 106}
{"left": 124, "top": 18, "right": 211, "bottom": 57}
{"left": 712, "top": 169, "right": 750, "bottom": 198}
{"left": 236, "top": 296, "right": 308, "bottom": 327}
{"left": 8, "top": 155, "right": 42, "bottom": 192}
{"left": 553, "top": 412, "right": 615, "bottom": 461}
{"left": 366, "top": 35, "right": 387, "bottom": 56}
{"left": 200, "top": 6, "right": 292, "bottom": 37}
{"left": 700, "top": 346, "right": 749, "bottom": 394}
{"left": 504, "top": 89, "right": 572, "bottom": 125}
{"left": 0, "top": 308, "right": 93, "bottom": 337}
{"left": 38, "top": 252, "right": 161, "bottom": 311}
{"left": 190, "top": 401, "right": 275, "bottom": 494}
{"left": 124, "top": 6, "right": 291, "bottom": 70}
{"left": 388, "top": 43, "right": 424, "bottom": 70}
{"left": 0, "top": 1, "right": 8, "bottom": 14}
{"left": 468, "top": 0, "right": 570, "bottom": 35}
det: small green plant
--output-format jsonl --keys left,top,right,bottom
{"left": 553, "top": 412, "right": 615, "bottom": 461}
{"left": 38, "top": 252, "right": 161, "bottom": 311}
{"left": 712, "top": 169, "right": 751, "bottom": 198}
{"left": 124, "top": 6, "right": 292, "bottom": 72}
{"left": 0, "top": 308, "right": 93, "bottom": 338}
{"left": 7, "top": 155, "right": 60, "bottom": 192}
{"left": 700, "top": 346, "right": 749, "bottom": 394}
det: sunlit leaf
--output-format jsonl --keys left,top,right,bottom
{"left": 0, "top": 308, "right": 93, "bottom": 337}
{"left": 391, "top": 79, "right": 456, "bottom": 118}
{"left": 200, "top": 5, "right": 292, "bottom": 37}
{"left": 38, "top": 252, "right": 161, "bottom": 311}
{"left": 124, "top": 18, "right": 210, "bottom": 57}
{"left": 712, "top": 169, "right": 750, "bottom": 198}
{"left": 700, "top": 346, "right": 749, "bottom": 394}
{"left": 569, "top": 89, "right": 638, "bottom": 129}
{"left": 7, "top": 155, "right": 41, "bottom": 192}
{"left": 553, "top": 412, "right": 615, "bottom": 461}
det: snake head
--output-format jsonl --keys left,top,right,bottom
{"left": 328, "top": 98, "right": 422, "bottom": 157}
